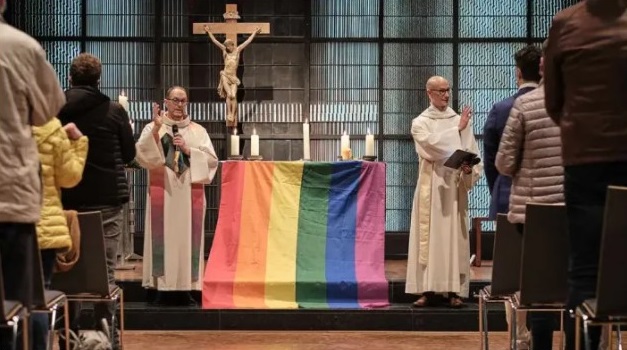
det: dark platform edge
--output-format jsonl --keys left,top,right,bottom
{"left": 76, "top": 279, "right": 507, "bottom": 332}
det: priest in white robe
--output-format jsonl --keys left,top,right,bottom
{"left": 136, "top": 86, "right": 218, "bottom": 298}
{"left": 405, "top": 76, "right": 482, "bottom": 308}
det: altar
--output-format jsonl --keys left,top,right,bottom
{"left": 202, "top": 160, "right": 389, "bottom": 309}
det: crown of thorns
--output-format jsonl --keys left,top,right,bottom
{"left": 223, "top": 11, "right": 241, "bottom": 19}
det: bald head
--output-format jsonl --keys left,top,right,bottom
{"left": 425, "top": 76, "right": 451, "bottom": 111}
{"left": 425, "top": 76, "right": 449, "bottom": 90}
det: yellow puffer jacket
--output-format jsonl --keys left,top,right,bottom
{"left": 33, "top": 118, "right": 88, "bottom": 250}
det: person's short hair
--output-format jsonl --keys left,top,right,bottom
{"left": 0, "top": 0, "right": 6, "bottom": 14}
{"left": 70, "top": 53, "right": 101, "bottom": 87}
{"left": 514, "top": 45, "right": 542, "bottom": 82}
{"left": 165, "top": 86, "right": 188, "bottom": 99}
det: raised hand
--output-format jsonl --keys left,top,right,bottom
{"left": 152, "top": 102, "right": 164, "bottom": 131}
{"left": 255, "top": 27, "right": 262, "bottom": 34}
{"left": 63, "top": 123, "right": 83, "bottom": 140}
{"left": 459, "top": 105, "right": 472, "bottom": 131}
{"left": 204, "top": 25, "right": 211, "bottom": 34}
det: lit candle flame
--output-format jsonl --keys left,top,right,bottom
{"left": 120, "top": 90, "right": 126, "bottom": 97}
{"left": 367, "top": 127, "right": 371, "bottom": 135}
{"left": 253, "top": 127, "right": 257, "bottom": 135}
{"left": 233, "top": 128, "right": 237, "bottom": 136}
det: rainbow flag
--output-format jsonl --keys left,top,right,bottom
{"left": 202, "top": 161, "right": 389, "bottom": 309}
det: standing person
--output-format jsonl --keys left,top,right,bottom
{"left": 136, "top": 86, "right": 218, "bottom": 305}
{"left": 406, "top": 76, "right": 483, "bottom": 308}
{"left": 0, "top": 1, "right": 65, "bottom": 348}
{"left": 58, "top": 53, "right": 136, "bottom": 349}
{"left": 544, "top": 1, "right": 627, "bottom": 349}
{"left": 496, "top": 39, "right": 563, "bottom": 350}
{"left": 32, "top": 119, "right": 88, "bottom": 350}
{"left": 483, "top": 45, "right": 541, "bottom": 349}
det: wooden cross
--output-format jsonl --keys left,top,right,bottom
{"left": 192, "top": 4, "right": 271, "bottom": 42}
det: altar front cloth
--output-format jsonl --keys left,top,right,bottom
{"left": 202, "top": 161, "right": 389, "bottom": 309}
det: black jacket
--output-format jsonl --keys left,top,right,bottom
{"left": 58, "top": 86, "right": 136, "bottom": 209}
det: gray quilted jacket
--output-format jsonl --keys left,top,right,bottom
{"left": 495, "top": 84, "right": 564, "bottom": 224}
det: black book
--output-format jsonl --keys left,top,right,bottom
{"left": 443, "top": 149, "right": 480, "bottom": 169}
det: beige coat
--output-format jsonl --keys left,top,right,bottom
{"left": 496, "top": 85, "right": 564, "bottom": 224}
{"left": 0, "top": 17, "right": 66, "bottom": 223}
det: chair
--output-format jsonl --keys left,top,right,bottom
{"left": 576, "top": 186, "right": 627, "bottom": 350}
{"left": 479, "top": 214, "right": 523, "bottom": 350}
{"left": 29, "top": 233, "right": 71, "bottom": 350}
{"left": 472, "top": 217, "right": 490, "bottom": 267}
{"left": 50, "top": 211, "right": 125, "bottom": 348}
{"left": 510, "top": 203, "right": 569, "bottom": 350}
{"left": 0, "top": 256, "right": 29, "bottom": 350}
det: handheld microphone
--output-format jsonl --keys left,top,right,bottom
{"left": 172, "top": 125, "right": 180, "bottom": 172}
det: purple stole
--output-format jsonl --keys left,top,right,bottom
{"left": 150, "top": 168, "right": 205, "bottom": 282}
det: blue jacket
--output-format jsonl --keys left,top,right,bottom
{"left": 483, "top": 85, "right": 537, "bottom": 219}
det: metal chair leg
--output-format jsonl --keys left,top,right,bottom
{"left": 21, "top": 314, "right": 29, "bottom": 350}
{"left": 63, "top": 302, "right": 70, "bottom": 350}
{"left": 47, "top": 306, "right": 58, "bottom": 350}
{"left": 484, "top": 298, "right": 490, "bottom": 350}
{"left": 120, "top": 290, "right": 125, "bottom": 349}
{"left": 11, "top": 316, "right": 19, "bottom": 350}
{"left": 479, "top": 291, "right": 489, "bottom": 350}
{"left": 511, "top": 303, "right": 517, "bottom": 350}
{"left": 576, "top": 313, "right": 581, "bottom": 350}
{"left": 478, "top": 291, "right": 484, "bottom": 350}
{"left": 559, "top": 310, "right": 565, "bottom": 350}
{"left": 583, "top": 317, "right": 591, "bottom": 350}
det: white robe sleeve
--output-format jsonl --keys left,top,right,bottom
{"left": 135, "top": 122, "right": 166, "bottom": 170}
{"left": 411, "top": 116, "right": 462, "bottom": 162}
{"left": 460, "top": 119, "right": 483, "bottom": 191}
{"left": 190, "top": 128, "right": 219, "bottom": 184}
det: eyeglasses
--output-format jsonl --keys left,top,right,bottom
{"left": 428, "top": 88, "right": 451, "bottom": 96}
{"left": 166, "top": 98, "right": 188, "bottom": 105}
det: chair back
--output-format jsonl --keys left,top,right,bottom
{"left": 490, "top": 214, "right": 523, "bottom": 296}
{"left": 519, "top": 203, "right": 569, "bottom": 306}
{"left": 51, "top": 211, "right": 110, "bottom": 296}
{"left": 595, "top": 186, "right": 627, "bottom": 317}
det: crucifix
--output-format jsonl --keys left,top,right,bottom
{"left": 193, "top": 4, "right": 270, "bottom": 131}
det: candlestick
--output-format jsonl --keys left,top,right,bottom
{"left": 118, "top": 90, "right": 129, "bottom": 112}
{"left": 303, "top": 119, "right": 311, "bottom": 160}
{"left": 230, "top": 129, "right": 240, "bottom": 156}
{"left": 341, "top": 130, "right": 350, "bottom": 151}
{"left": 365, "top": 128, "right": 375, "bottom": 156}
{"left": 251, "top": 128, "right": 259, "bottom": 157}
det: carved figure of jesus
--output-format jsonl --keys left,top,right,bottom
{"left": 204, "top": 26, "right": 261, "bottom": 126}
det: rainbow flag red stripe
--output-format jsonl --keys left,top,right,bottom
{"left": 202, "top": 161, "right": 389, "bottom": 309}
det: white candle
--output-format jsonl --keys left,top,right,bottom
{"left": 118, "top": 90, "right": 129, "bottom": 112}
{"left": 341, "top": 130, "right": 350, "bottom": 151}
{"left": 365, "top": 128, "right": 375, "bottom": 156}
{"left": 251, "top": 128, "right": 259, "bottom": 157}
{"left": 303, "top": 119, "right": 310, "bottom": 159}
{"left": 230, "top": 129, "right": 240, "bottom": 156}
